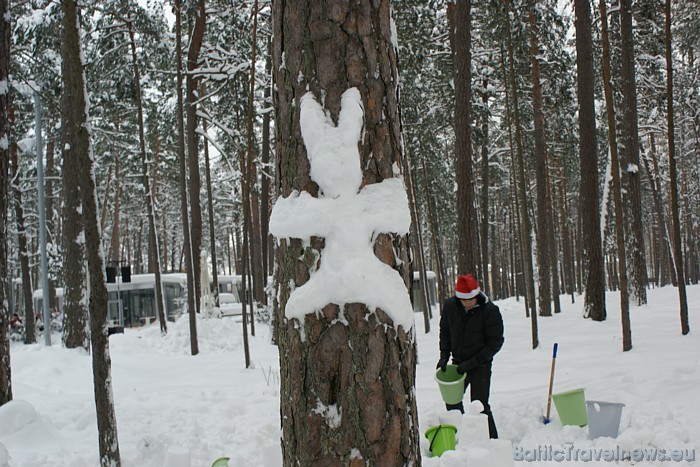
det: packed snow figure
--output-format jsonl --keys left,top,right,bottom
{"left": 270, "top": 88, "right": 413, "bottom": 330}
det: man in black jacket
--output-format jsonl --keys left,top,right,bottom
{"left": 437, "top": 274, "right": 504, "bottom": 438}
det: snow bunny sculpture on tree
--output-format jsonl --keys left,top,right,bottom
{"left": 270, "top": 88, "right": 414, "bottom": 330}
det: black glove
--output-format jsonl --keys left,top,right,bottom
{"left": 436, "top": 358, "right": 448, "bottom": 372}
{"left": 457, "top": 357, "right": 480, "bottom": 375}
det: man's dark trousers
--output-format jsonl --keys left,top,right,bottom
{"left": 445, "top": 363, "right": 498, "bottom": 439}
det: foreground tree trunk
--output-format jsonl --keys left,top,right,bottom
{"left": 575, "top": 0, "right": 606, "bottom": 321}
{"left": 186, "top": 0, "right": 206, "bottom": 314}
{"left": 176, "top": 0, "right": 198, "bottom": 355}
{"left": 503, "top": 0, "right": 537, "bottom": 344}
{"left": 272, "top": 1, "right": 420, "bottom": 464}
{"left": 61, "top": 0, "right": 121, "bottom": 463}
{"left": 127, "top": 18, "right": 167, "bottom": 333}
{"left": 61, "top": 84, "right": 89, "bottom": 350}
{"left": 480, "top": 80, "right": 490, "bottom": 295}
{"left": 600, "top": 0, "right": 631, "bottom": 350}
{"left": 0, "top": 0, "right": 12, "bottom": 405}
{"left": 619, "top": 0, "right": 648, "bottom": 305}
{"left": 202, "top": 92, "right": 219, "bottom": 308}
{"left": 528, "top": 7, "right": 552, "bottom": 317}
{"left": 10, "top": 139, "right": 36, "bottom": 344}
{"left": 451, "top": 0, "right": 478, "bottom": 274}
{"left": 664, "top": 0, "right": 689, "bottom": 335}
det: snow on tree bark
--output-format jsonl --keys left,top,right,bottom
{"left": 619, "top": 0, "right": 648, "bottom": 306}
{"left": 0, "top": 0, "right": 12, "bottom": 406}
{"left": 575, "top": 0, "right": 606, "bottom": 321}
{"left": 272, "top": 1, "right": 420, "bottom": 464}
{"left": 61, "top": 0, "right": 121, "bottom": 463}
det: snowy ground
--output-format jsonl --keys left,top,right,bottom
{"left": 2, "top": 284, "right": 698, "bottom": 466}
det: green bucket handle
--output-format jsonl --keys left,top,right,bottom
{"left": 428, "top": 425, "right": 442, "bottom": 454}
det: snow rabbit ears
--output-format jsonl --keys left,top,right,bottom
{"left": 299, "top": 88, "right": 364, "bottom": 198}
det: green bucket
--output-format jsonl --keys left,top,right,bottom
{"left": 552, "top": 388, "right": 588, "bottom": 426}
{"left": 211, "top": 457, "right": 230, "bottom": 467}
{"left": 425, "top": 424, "right": 458, "bottom": 457}
{"left": 435, "top": 364, "right": 466, "bottom": 405}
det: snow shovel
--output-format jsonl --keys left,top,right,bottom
{"left": 543, "top": 342, "right": 558, "bottom": 424}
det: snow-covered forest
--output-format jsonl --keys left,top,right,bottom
{"left": 0, "top": 0, "right": 698, "bottom": 465}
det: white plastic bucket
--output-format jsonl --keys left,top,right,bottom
{"left": 586, "top": 400, "right": 625, "bottom": 439}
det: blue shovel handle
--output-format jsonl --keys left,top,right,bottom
{"left": 553, "top": 342, "right": 558, "bottom": 359}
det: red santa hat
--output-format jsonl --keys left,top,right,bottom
{"left": 455, "top": 274, "right": 480, "bottom": 299}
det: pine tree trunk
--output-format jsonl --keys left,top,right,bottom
{"left": 575, "top": 0, "right": 606, "bottom": 321}
{"left": 529, "top": 7, "right": 552, "bottom": 317}
{"left": 681, "top": 161, "right": 698, "bottom": 285}
{"left": 557, "top": 173, "right": 574, "bottom": 302}
{"left": 45, "top": 137, "right": 59, "bottom": 317}
{"left": 403, "top": 146, "right": 431, "bottom": 331}
{"left": 451, "top": 0, "right": 478, "bottom": 274}
{"left": 480, "top": 80, "right": 490, "bottom": 295}
{"left": 619, "top": 0, "right": 648, "bottom": 305}
{"left": 600, "top": 0, "right": 630, "bottom": 349}
{"left": 186, "top": 0, "right": 206, "bottom": 315}
{"left": 127, "top": 19, "right": 167, "bottom": 334}
{"left": 0, "top": 0, "right": 12, "bottom": 405}
{"left": 504, "top": 0, "right": 537, "bottom": 339}
{"left": 108, "top": 154, "right": 120, "bottom": 263}
{"left": 546, "top": 167, "right": 561, "bottom": 313}
{"left": 261, "top": 36, "right": 273, "bottom": 285}
{"left": 244, "top": 0, "right": 260, "bottom": 336}
{"left": 99, "top": 165, "right": 112, "bottom": 236}
{"left": 176, "top": 0, "right": 198, "bottom": 355}
{"left": 272, "top": 1, "right": 420, "bottom": 464}
{"left": 664, "top": 0, "right": 689, "bottom": 335}
{"left": 642, "top": 135, "right": 676, "bottom": 286}
{"left": 10, "top": 140, "right": 36, "bottom": 343}
{"left": 61, "top": 0, "right": 121, "bottom": 462}
{"left": 202, "top": 90, "right": 220, "bottom": 308}
{"left": 61, "top": 84, "right": 89, "bottom": 350}
{"left": 500, "top": 42, "right": 524, "bottom": 308}
{"left": 423, "top": 158, "right": 449, "bottom": 307}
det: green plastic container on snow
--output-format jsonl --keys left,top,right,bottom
{"left": 551, "top": 388, "right": 588, "bottom": 426}
{"left": 425, "top": 424, "right": 458, "bottom": 457}
{"left": 211, "top": 457, "right": 230, "bottom": 467}
{"left": 435, "top": 364, "right": 466, "bottom": 405}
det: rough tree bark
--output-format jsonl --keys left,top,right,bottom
{"left": 61, "top": 65, "right": 89, "bottom": 350}
{"left": 528, "top": 6, "right": 552, "bottom": 317}
{"left": 272, "top": 1, "right": 421, "bottom": 464}
{"left": 503, "top": 0, "right": 537, "bottom": 343}
{"left": 108, "top": 153, "right": 120, "bottom": 264}
{"left": 10, "top": 138, "right": 37, "bottom": 344}
{"left": 186, "top": 0, "right": 206, "bottom": 315}
{"left": 176, "top": 0, "right": 198, "bottom": 355}
{"left": 451, "top": 0, "right": 479, "bottom": 274}
{"left": 0, "top": 0, "right": 12, "bottom": 405}
{"left": 664, "top": 0, "right": 689, "bottom": 335}
{"left": 127, "top": 18, "right": 167, "bottom": 333}
{"left": 600, "top": 0, "right": 631, "bottom": 350}
{"left": 480, "top": 80, "right": 490, "bottom": 296}
{"left": 261, "top": 36, "right": 273, "bottom": 285}
{"left": 620, "top": 0, "right": 648, "bottom": 305}
{"left": 61, "top": 0, "right": 121, "bottom": 463}
{"left": 575, "top": 0, "right": 606, "bottom": 321}
{"left": 202, "top": 88, "right": 219, "bottom": 308}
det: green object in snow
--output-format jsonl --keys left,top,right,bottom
{"left": 211, "top": 456, "right": 230, "bottom": 467}
{"left": 435, "top": 364, "right": 466, "bottom": 405}
{"left": 425, "top": 424, "right": 458, "bottom": 457}
{"left": 552, "top": 388, "right": 588, "bottom": 426}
